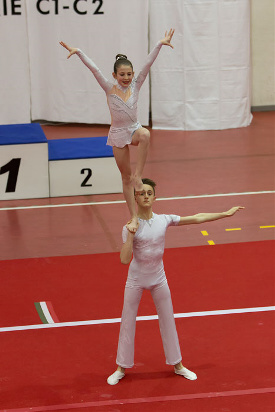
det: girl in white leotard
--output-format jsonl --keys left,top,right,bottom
{"left": 59, "top": 30, "right": 174, "bottom": 233}
{"left": 107, "top": 178, "right": 244, "bottom": 385}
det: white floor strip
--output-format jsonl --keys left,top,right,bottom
{"left": 0, "top": 190, "right": 274, "bottom": 211}
{"left": 0, "top": 305, "right": 274, "bottom": 333}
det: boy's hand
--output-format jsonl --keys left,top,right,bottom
{"left": 225, "top": 206, "right": 245, "bottom": 216}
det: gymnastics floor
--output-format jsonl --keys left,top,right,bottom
{"left": 0, "top": 111, "right": 274, "bottom": 411}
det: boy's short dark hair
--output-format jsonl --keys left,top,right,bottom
{"left": 141, "top": 178, "right": 156, "bottom": 194}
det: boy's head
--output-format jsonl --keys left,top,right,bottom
{"left": 134, "top": 178, "right": 157, "bottom": 208}
{"left": 140, "top": 178, "right": 156, "bottom": 194}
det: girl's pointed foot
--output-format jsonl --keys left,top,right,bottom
{"left": 133, "top": 175, "right": 143, "bottom": 193}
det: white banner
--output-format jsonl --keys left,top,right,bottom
{"left": 26, "top": 0, "right": 149, "bottom": 125}
{"left": 149, "top": 0, "right": 252, "bottom": 130}
{"left": 0, "top": 0, "right": 31, "bottom": 124}
{"left": 0, "top": 0, "right": 253, "bottom": 131}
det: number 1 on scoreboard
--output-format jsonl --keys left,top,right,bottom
{"left": 0, "top": 158, "right": 21, "bottom": 192}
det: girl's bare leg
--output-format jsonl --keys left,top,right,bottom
{"left": 131, "top": 127, "right": 150, "bottom": 192}
{"left": 113, "top": 145, "right": 138, "bottom": 233}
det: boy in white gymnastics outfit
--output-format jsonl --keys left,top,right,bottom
{"left": 107, "top": 178, "right": 244, "bottom": 385}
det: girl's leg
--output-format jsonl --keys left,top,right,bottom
{"left": 112, "top": 145, "right": 138, "bottom": 232}
{"left": 131, "top": 127, "right": 150, "bottom": 192}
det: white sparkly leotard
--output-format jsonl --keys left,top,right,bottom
{"left": 76, "top": 42, "right": 162, "bottom": 148}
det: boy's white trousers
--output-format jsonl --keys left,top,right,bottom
{"left": 116, "top": 281, "right": 182, "bottom": 368}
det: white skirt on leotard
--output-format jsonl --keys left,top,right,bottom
{"left": 107, "top": 121, "right": 142, "bottom": 148}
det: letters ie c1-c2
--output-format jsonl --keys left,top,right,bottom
{"left": 0, "top": 0, "right": 104, "bottom": 16}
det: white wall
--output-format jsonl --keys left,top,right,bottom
{"left": 0, "top": 0, "right": 273, "bottom": 127}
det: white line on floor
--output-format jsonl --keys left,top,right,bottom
{"left": 0, "top": 190, "right": 274, "bottom": 211}
{"left": 0, "top": 305, "right": 274, "bottom": 333}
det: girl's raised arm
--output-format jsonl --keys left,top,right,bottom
{"left": 59, "top": 41, "right": 78, "bottom": 58}
{"left": 59, "top": 41, "right": 112, "bottom": 93}
{"left": 160, "top": 29, "right": 175, "bottom": 49}
{"left": 136, "top": 29, "right": 175, "bottom": 89}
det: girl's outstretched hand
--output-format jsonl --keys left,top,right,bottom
{"left": 59, "top": 41, "right": 78, "bottom": 59}
{"left": 160, "top": 29, "right": 175, "bottom": 48}
{"left": 225, "top": 206, "right": 245, "bottom": 216}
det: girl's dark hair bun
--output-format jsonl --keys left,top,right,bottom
{"left": 114, "top": 54, "right": 133, "bottom": 74}
{"left": 116, "top": 54, "right": 128, "bottom": 60}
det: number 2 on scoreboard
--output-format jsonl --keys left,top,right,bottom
{"left": 81, "top": 168, "right": 92, "bottom": 187}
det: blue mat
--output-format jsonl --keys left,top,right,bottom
{"left": 48, "top": 136, "right": 113, "bottom": 160}
{"left": 0, "top": 123, "right": 47, "bottom": 145}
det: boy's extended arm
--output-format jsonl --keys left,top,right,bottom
{"left": 120, "top": 230, "right": 135, "bottom": 265}
{"left": 178, "top": 206, "right": 244, "bottom": 226}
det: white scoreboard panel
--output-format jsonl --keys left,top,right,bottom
{"left": 49, "top": 157, "right": 122, "bottom": 197}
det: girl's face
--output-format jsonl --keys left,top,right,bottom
{"left": 113, "top": 64, "right": 134, "bottom": 88}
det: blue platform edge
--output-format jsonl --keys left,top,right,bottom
{"left": 48, "top": 136, "right": 113, "bottom": 160}
{"left": 0, "top": 123, "right": 47, "bottom": 145}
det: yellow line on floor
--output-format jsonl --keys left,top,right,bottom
{"left": 201, "top": 230, "right": 209, "bottom": 236}
{"left": 225, "top": 228, "right": 242, "bottom": 231}
{"left": 208, "top": 240, "right": 215, "bottom": 245}
{"left": 260, "top": 225, "right": 275, "bottom": 229}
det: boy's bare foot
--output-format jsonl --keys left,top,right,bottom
{"left": 126, "top": 217, "right": 139, "bottom": 233}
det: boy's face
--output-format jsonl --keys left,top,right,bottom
{"left": 135, "top": 184, "right": 156, "bottom": 208}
